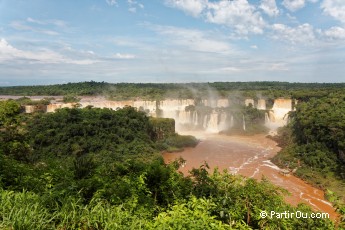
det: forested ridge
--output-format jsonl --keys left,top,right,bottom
{"left": 0, "top": 100, "right": 338, "bottom": 229}
{"left": 1, "top": 81, "right": 345, "bottom": 100}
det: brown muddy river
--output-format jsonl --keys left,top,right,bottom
{"left": 163, "top": 132, "right": 337, "bottom": 220}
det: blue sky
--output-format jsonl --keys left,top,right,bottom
{"left": 0, "top": 0, "right": 344, "bottom": 85}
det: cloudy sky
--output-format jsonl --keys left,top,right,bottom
{"left": 0, "top": 0, "right": 344, "bottom": 85}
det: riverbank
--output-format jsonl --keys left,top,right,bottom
{"left": 163, "top": 132, "right": 338, "bottom": 220}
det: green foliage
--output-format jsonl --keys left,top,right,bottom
{"left": 0, "top": 100, "right": 338, "bottom": 229}
{"left": 56, "top": 198, "right": 150, "bottom": 230}
{"left": 220, "top": 105, "right": 268, "bottom": 135}
{"left": 149, "top": 117, "right": 175, "bottom": 140}
{"left": 289, "top": 95, "right": 345, "bottom": 177}
{"left": 62, "top": 95, "right": 80, "bottom": 103}
{"left": 15, "top": 96, "right": 52, "bottom": 106}
{"left": 156, "top": 134, "right": 199, "bottom": 152}
{"left": 0, "top": 189, "right": 54, "bottom": 230}
{"left": 0, "top": 100, "right": 32, "bottom": 162}
{"left": 26, "top": 106, "right": 155, "bottom": 159}
{"left": 147, "top": 197, "right": 230, "bottom": 229}
{"left": 149, "top": 117, "right": 199, "bottom": 151}
{"left": 0, "top": 100, "right": 21, "bottom": 126}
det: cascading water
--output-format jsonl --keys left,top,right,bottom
{"left": 230, "top": 115, "right": 234, "bottom": 127}
{"left": 218, "top": 113, "right": 228, "bottom": 131}
{"left": 42, "top": 98, "right": 294, "bottom": 133}
{"left": 265, "top": 112, "right": 270, "bottom": 124}
{"left": 242, "top": 114, "right": 246, "bottom": 131}
{"left": 268, "top": 111, "right": 275, "bottom": 122}
{"left": 202, "top": 114, "right": 207, "bottom": 128}
{"left": 206, "top": 113, "right": 220, "bottom": 133}
{"left": 193, "top": 112, "right": 198, "bottom": 126}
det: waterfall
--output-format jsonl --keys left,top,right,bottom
{"left": 178, "top": 110, "right": 189, "bottom": 124}
{"left": 242, "top": 114, "right": 246, "bottom": 131}
{"left": 206, "top": 113, "right": 219, "bottom": 133}
{"left": 45, "top": 98, "right": 294, "bottom": 133}
{"left": 203, "top": 115, "right": 208, "bottom": 129}
{"left": 265, "top": 112, "right": 270, "bottom": 124}
{"left": 268, "top": 111, "right": 275, "bottom": 122}
{"left": 193, "top": 112, "right": 198, "bottom": 126}
{"left": 271, "top": 99, "right": 292, "bottom": 126}
{"left": 218, "top": 113, "right": 227, "bottom": 131}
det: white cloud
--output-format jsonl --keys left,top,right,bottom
{"left": 206, "top": 0, "right": 266, "bottom": 35}
{"left": 165, "top": 0, "right": 207, "bottom": 17}
{"left": 27, "top": 17, "right": 45, "bottom": 25}
{"left": 154, "top": 25, "right": 233, "bottom": 54}
{"left": 282, "top": 0, "right": 305, "bottom": 11}
{"left": 250, "top": 45, "right": 258, "bottom": 49}
{"left": 129, "top": 7, "right": 136, "bottom": 13}
{"left": 166, "top": 0, "right": 266, "bottom": 36}
{"left": 286, "top": 13, "right": 299, "bottom": 23}
{"left": 127, "top": 0, "right": 144, "bottom": 13}
{"left": 11, "top": 21, "right": 33, "bottom": 31}
{"left": 268, "top": 63, "right": 289, "bottom": 71}
{"left": 106, "top": 0, "right": 117, "bottom": 6}
{"left": 26, "top": 17, "right": 67, "bottom": 27}
{"left": 128, "top": 0, "right": 144, "bottom": 7}
{"left": 321, "top": 0, "right": 345, "bottom": 24}
{"left": 271, "top": 23, "right": 316, "bottom": 44}
{"left": 0, "top": 38, "right": 97, "bottom": 65}
{"left": 219, "top": 67, "right": 241, "bottom": 72}
{"left": 10, "top": 20, "right": 60, "bottom": 36}
{"left": 282, "top": 0, "right": 318, "bottom": 12}
{"left": 114, "top": 53, "right": 136, "bottom": 59}
{"left": 110, "top": 36, "right": 150, "bottom": 50}
{"left": 0, "top": 38, "right": 61, "bottom": 63}
{"left": 323, "top": 26, "right": 345, "bottom": 40}
{"left": 10, "top": 17, "right": 66, "bottom": 35}
{"left": 260, "top": 0, "right": 279, "bottom": 17}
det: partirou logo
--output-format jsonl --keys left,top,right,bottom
{"left": 260, "top": 211, "right": 329, "bottom": 219}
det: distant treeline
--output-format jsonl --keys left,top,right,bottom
{"left": 1, "top": 81, "right": 345, "bottom": 101}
